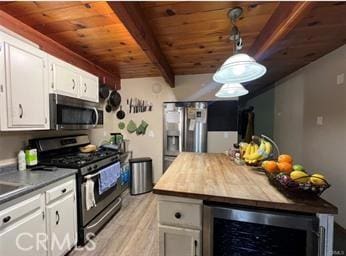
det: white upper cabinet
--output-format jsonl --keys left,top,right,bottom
{"left": 49, "top": 55, "right": 99, "bottom": 103}
{"left": 50, "top": 57, "right": 79, "bottom": 98}
{"left": 0, "top": 31, "right": 49, "bottom": 131}
{"left": 79, "top": 71, "right": 99, "bottom": 103}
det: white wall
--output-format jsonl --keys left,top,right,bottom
{"left": 274, "top": 74, "right": 305, "bottom": 164}
{"left": 207, "top": 131, "right": 238, "bottom": 153}
{"left": 88, "top": 74, "right": 240, "bottom": 181}
{"left": 174, "top": 73, "right": 237, "bottom": 101}
{"left": 245, "top": 88, "right": 275, "bottom": 138}
{"left": 273, "top": 44, "right": 346, "bottom": 227}
{"left": 89, "top": 77, "right": 176, "bottom": 183}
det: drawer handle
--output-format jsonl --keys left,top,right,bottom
{"left": 3, "top": 216, "right": 11, "bottom": 223}
{"left": 61, "top": 188, "right": 67, "bottom": 193}
{"left": 56, "top": 211, "right": 60, "bottom": 225}
{"left": 84, "top": 83, "right": 87, "bottom": 92}
{"left": 72, "top": 79, "right": 76, "bottom": 90}
{"left": 174, "top": 212, "right": 181, "bottom": 219}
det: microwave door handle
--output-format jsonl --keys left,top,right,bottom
{"left": 93, "top": 107, "right": 99, "bottom": 127}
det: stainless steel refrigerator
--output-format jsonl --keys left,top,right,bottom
{"left": 163, "top": 102, "right": 208, "bottom": 172}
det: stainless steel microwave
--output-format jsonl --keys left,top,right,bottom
{"left": 49, "top": 94, "right": 103, "bottom": 130}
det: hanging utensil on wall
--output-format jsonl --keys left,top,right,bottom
{"left": 116, "top": 105, "right": 125, "bottom": 120}
{"left": 99, "top": 77, "right": 110, "bottom": 99}
{"left": 109, "top": 90, "right": 121, "bottom": 110}
{"left": 105, "top": 99, "right": 112, "bottom": 113}
{"left": 129, "top": 98, "right": 132, "bottom": 113}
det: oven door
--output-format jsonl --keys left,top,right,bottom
{"left": 81, "top": 163, "right": 122, "bottom": 226}
{"left": 203, "top": 204, "right": 320, "bottom": 256}
{"left": 50, "top": 94, "right": 103, "bottom": 130}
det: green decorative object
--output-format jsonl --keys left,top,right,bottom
{"left": 136, "top": 120, "right": 149, "bottom": 135}
{"left": 127, "top": 120, "right": 137, "bottom": 133}
{"left": 118, "top": 122, "right": 125, "bottom": 130}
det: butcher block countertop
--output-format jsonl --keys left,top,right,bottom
{"left": 154, "top": 153, "right": 337, "bottom": 214}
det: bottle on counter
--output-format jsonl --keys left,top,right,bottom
{"left": 18, "top": 150, "right": 26, "bottom": 171}
{"left": 25, "top": 146, "right": 38, "bottom": 167}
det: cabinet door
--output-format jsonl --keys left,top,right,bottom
{"left": 0, "top": 209, "right": 46, "bottom": 256}
{"left": 51, "top": 60, "right": 79, "bottom": 98}
{"left": 3, "top": 41, "right": 48, "bottom": 129}
{"left": 80, "top": 73, "right": 99, "bottom": 103}
{"left": 159, "top": 225, "right": 201, "bottom": 256}
{"left": 46, "top": 193, "right": 76, "bottom": 256}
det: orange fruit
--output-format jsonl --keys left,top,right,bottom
{"left": 262, "top": 161, "right": 278, "bottom": 173}
{"left": 277, "top": 162, "right": 293, "bottom": 174}
{"left": 278, "top": 154, "right": 293, "bottom": 164}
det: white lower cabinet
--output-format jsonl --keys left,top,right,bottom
{"left": 46, "top": 192, "right": 76, "bottom": 256}
{"left": 157, "top": 196, "right": 203, "bottom": 256}
{"left": 0, "top": 176, "right": 77, "bottom": 256}
{"left": 159, "top": 225, "right": 201, "bottom": 256}
{"left": 0, "top": 194, "right": 46, "bottom": 256}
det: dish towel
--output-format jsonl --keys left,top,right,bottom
{"left": 85, "top": 178, "right": 96, "bottom": 211}
{"left": 99, "top": 162, "right": 121, "bottom": 195}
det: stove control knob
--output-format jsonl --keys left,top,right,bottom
{"left": 87, "top": 167, "right": 92, "bottom": 171}
{"left": 93, "top": 165, "right": 98, "bottom": 169}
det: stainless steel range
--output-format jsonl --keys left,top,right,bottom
{"left": 29, "top": 135, "right": 122, "bottom": 245}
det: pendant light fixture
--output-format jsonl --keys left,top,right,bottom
{"left": 215, "top": 83, "right": 249, "bottom": 98}
{"left": 213, "top": 7, "right": 266, "bottom": 84}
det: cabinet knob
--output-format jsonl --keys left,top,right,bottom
{"left": 174, "top": 212, "right": 181, "bottom": 219}
{"left": 3, "top": 216, "right": 11, "bottom": 223}
{"left": 61, "top": 188, "right": 67, "bottom": 193}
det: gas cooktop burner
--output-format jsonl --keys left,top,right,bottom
{"left": 41, "top": 149, "right": 117, "bottom": 168}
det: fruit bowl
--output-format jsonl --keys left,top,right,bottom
{"left": 266, "top": 172, "right": 330, "bottom": 197}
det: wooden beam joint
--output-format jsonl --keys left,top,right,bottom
{"left": 108, "top": 2, "right": 175, "bottom": 87}
{"left": 248, "top": 2, "right": 313, "bottom": 61}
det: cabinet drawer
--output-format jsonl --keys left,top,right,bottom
{"left": 0, "top": 194, "right": 42, "bottom": 229}
{"left": 46, "top": 180, "right": 74, "bottom": 204}
{"left": 158, "top": 200, "right": 202, "bottom": 229}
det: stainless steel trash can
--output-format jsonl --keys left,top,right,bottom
{"left": 130, "top": 157, "right": 153, "bottom": 195}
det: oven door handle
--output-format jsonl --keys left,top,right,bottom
{"left": 84, "top": 161, "right": 120, "bottom": 180}
{"left": 93, "top": 107, "right": 99, "bottom": 128}
{"left": 86, "top": 197, "right": 122, "bottom": 230}
{"left": 85, "top": 170, "right": 102, "bottom": 180}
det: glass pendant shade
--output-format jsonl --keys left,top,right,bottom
{"left": 215, "top": 83, "right": 248, "bottom": 98}
{"left": 213, "top": 53, "right": 266, "bottom": 83}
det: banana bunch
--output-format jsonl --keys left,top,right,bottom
{"left": 242, "top": 139, "right": 272, "bottom": 164}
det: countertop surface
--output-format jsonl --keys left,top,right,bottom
{"left": 154, "top": 153, "right": 338, "bottom": 214}
{"left": 0, "top": 167, "right": 77, "bottom": 205}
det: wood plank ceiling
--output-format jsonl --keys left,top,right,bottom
{"left": 0, "top": 1, "right": 161, "bottom": 79}
{"left": 1, "top": 1, "right": 346, "bottom": 94}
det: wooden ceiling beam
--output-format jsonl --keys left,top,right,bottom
{"left": 248, "top": 2, "right": 313, "bottom": 61}
{"left": 108, "top": 2, "right": 175, "bottom": 87}
{"left": 0, "top": 10, "right": 121, "bottom": 90}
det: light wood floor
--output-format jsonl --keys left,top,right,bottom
{"left": 69, "top": 191, "right": 158, "bottom": 256}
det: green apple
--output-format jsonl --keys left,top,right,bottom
{"left": 293, "top": 164, "right": 305, "bottom": 172}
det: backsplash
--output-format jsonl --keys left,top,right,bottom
{"left": 0, "top": 130, "right": 84, "bottom": 165}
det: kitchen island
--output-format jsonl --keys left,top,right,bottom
{"left": 154, "top": 153, "right": 337, "bottom": 256}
